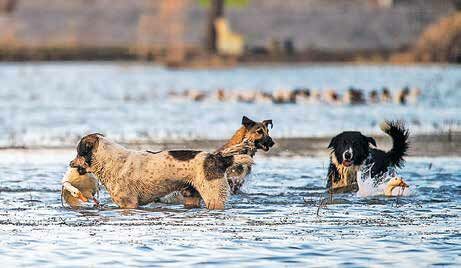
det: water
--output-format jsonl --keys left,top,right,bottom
{"left": 0, "top": 150, "right": 459, "bottom": 266}
{"left": 0, "top": 63, "right": 460, "bottom": 266}
{"left": 1, "top": 63, "right": 460, "bottom": 147}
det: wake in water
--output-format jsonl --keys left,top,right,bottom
{"left": 356, "top": 162, "right": 411, "bottom": 197}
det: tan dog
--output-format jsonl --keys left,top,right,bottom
{"left": 216, "top": 116, "right": 274, "bottom": 193}
{"left": 69, "top": 134, "right": 253, "bottom": 210}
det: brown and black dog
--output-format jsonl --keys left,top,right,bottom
{"left": 216, "top": 116, "right": 275, "bottom": 193}
{"left": 157, "top": 115, "right": 274, "bottom": 205}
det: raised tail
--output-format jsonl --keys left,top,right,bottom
{"left": 379, "top": 120, "right": 410, "bottom": 168}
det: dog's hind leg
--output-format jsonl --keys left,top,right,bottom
{"left": 181, "top": 186, "right": 201, "bottom": 209}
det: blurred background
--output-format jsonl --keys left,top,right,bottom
{"left": 0, "top": 0, "right": 460, "bottom": 152}
{"left": 1, "top": 2, "right": 461, "bottom": 266}
{"left": 0, "top": 0, "right": 460, "bottom": 63}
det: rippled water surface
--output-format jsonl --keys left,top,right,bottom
{"left": 1, "top": 63, "right": 460, "bottom": 146}
{"left": 0, "top": 150, "right": 459, "bottom": 266}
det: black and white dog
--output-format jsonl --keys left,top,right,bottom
{"left": 326, "top": 121, "right": 410, "bottom": 193}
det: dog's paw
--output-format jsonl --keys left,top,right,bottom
{"left": 205, "top": 199, "right": 225, "bottom": 210}
{"left": 183, "top": 197, "right": 201, "bottom": 208}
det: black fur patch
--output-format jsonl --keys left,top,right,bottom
{"left": 168, "top": 150, "right": 201, "bottom": 161}
{"left": 203, "top": 153, "right": 234, "bottom": 180}
{"left": 76, "top": 133, "right": 100, "bottom": 166}
{"left": 381, "top": 120, "right": 410, "bottom": 168}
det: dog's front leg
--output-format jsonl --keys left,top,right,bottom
{"left": 181, "top": 186, "right": 201, "bottom": 208}
{"left": 193, "top": 178, "right": 228, "bottom": 210}
{"left": 113, "top": 194, "right": 138, "bottom": 209}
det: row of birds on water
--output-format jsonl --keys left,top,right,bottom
{"left": 168, "top": 87, "right": 421, "bottom": 105}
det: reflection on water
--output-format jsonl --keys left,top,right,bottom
{"left": 0, "top": 63, "right": 460, "bottom": 147}
{"left": 0, "top": 151, "right": 459, "bottom": 266}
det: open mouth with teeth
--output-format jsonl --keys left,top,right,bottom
{"left": 255, "top": 142, "right": 270, "bottom": 151}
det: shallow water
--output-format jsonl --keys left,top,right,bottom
{"left": 1, "top": 63, "right": 460, "bottom": 147}
{"left": 0, "top": 150, "right": 459, "bottom": 267}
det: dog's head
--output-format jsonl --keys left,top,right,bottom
{"left": 69, "top": 133, "right": 102, "bottom": 175}
{"left": 241, "top": 116, "right": 275, "bottom": 152}
{"left": 328, "top": 131, "right": 376, "bottom": 167}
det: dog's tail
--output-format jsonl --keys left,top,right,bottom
{"left": 379, "top": 120, "right": 410, "bottom": 168}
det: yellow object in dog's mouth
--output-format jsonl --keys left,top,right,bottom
{"left": 385, "top": 177, "right": 409, "bottom": 196}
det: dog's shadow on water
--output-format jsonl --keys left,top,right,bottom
{"left": 64, "top": 205, "right": 184, "bottom": 215}
{"left": 58, "top": 201, "right": 224, "bottom": 224}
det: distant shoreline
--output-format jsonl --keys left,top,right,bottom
{"left": 0, "top": 47, "right": 456, "bottom": 67}
{"left": 1, "top": 132, "right": 459, "bottom": 157}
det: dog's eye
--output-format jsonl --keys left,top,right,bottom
{"left": 257, "top": 129, "right": 264, "bottom": 134}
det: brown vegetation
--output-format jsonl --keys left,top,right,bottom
{"left": 0, "top": 0, "right": 16, "bottom": 13}
{"left": 393, "top": 12, "right": 461, "bottom": 63}
{"left": 414, "top": 12, "right": 461, "bottom": 62}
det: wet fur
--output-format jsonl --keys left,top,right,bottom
{"left": 216, "top": 116, "right": 274, "bottom": 193}
{"left": 326, "top": 121, "right": 409, "bottom": 193}
{"left": 70, "top": 134, "right": 254, "bottom": 210}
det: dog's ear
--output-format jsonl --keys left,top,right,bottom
{"left": 366, "top": 136, "right": 377, "bottom": 147}
{"left": 262, "top": 119, "right": 273, "bottom": 129}
{"left": 77, "top": 139, "right": 90, "bottom": 156}
{"left": 327, "top": 136, "right": 338, "bottom": 149}
{"left": 77, "top": 134, "right": 100, "bottom": 156}
{"left": 242, "top": 116, "right": 256, "bottom": 129}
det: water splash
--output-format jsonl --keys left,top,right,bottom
{"left": 356, "top": 161, "right": 411, "bottom": 197}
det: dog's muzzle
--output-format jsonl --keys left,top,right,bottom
{"left": 69, "top": 160, "right": 76, "bottom": 168}
{"left": 256, "top": 137, "right": 275, "bottom": 151}
{"left": 342, "top": 149, "right": 353, "bottom": 167}
{"left": 69, "top": 160, "right": 88, "bottom": 175}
